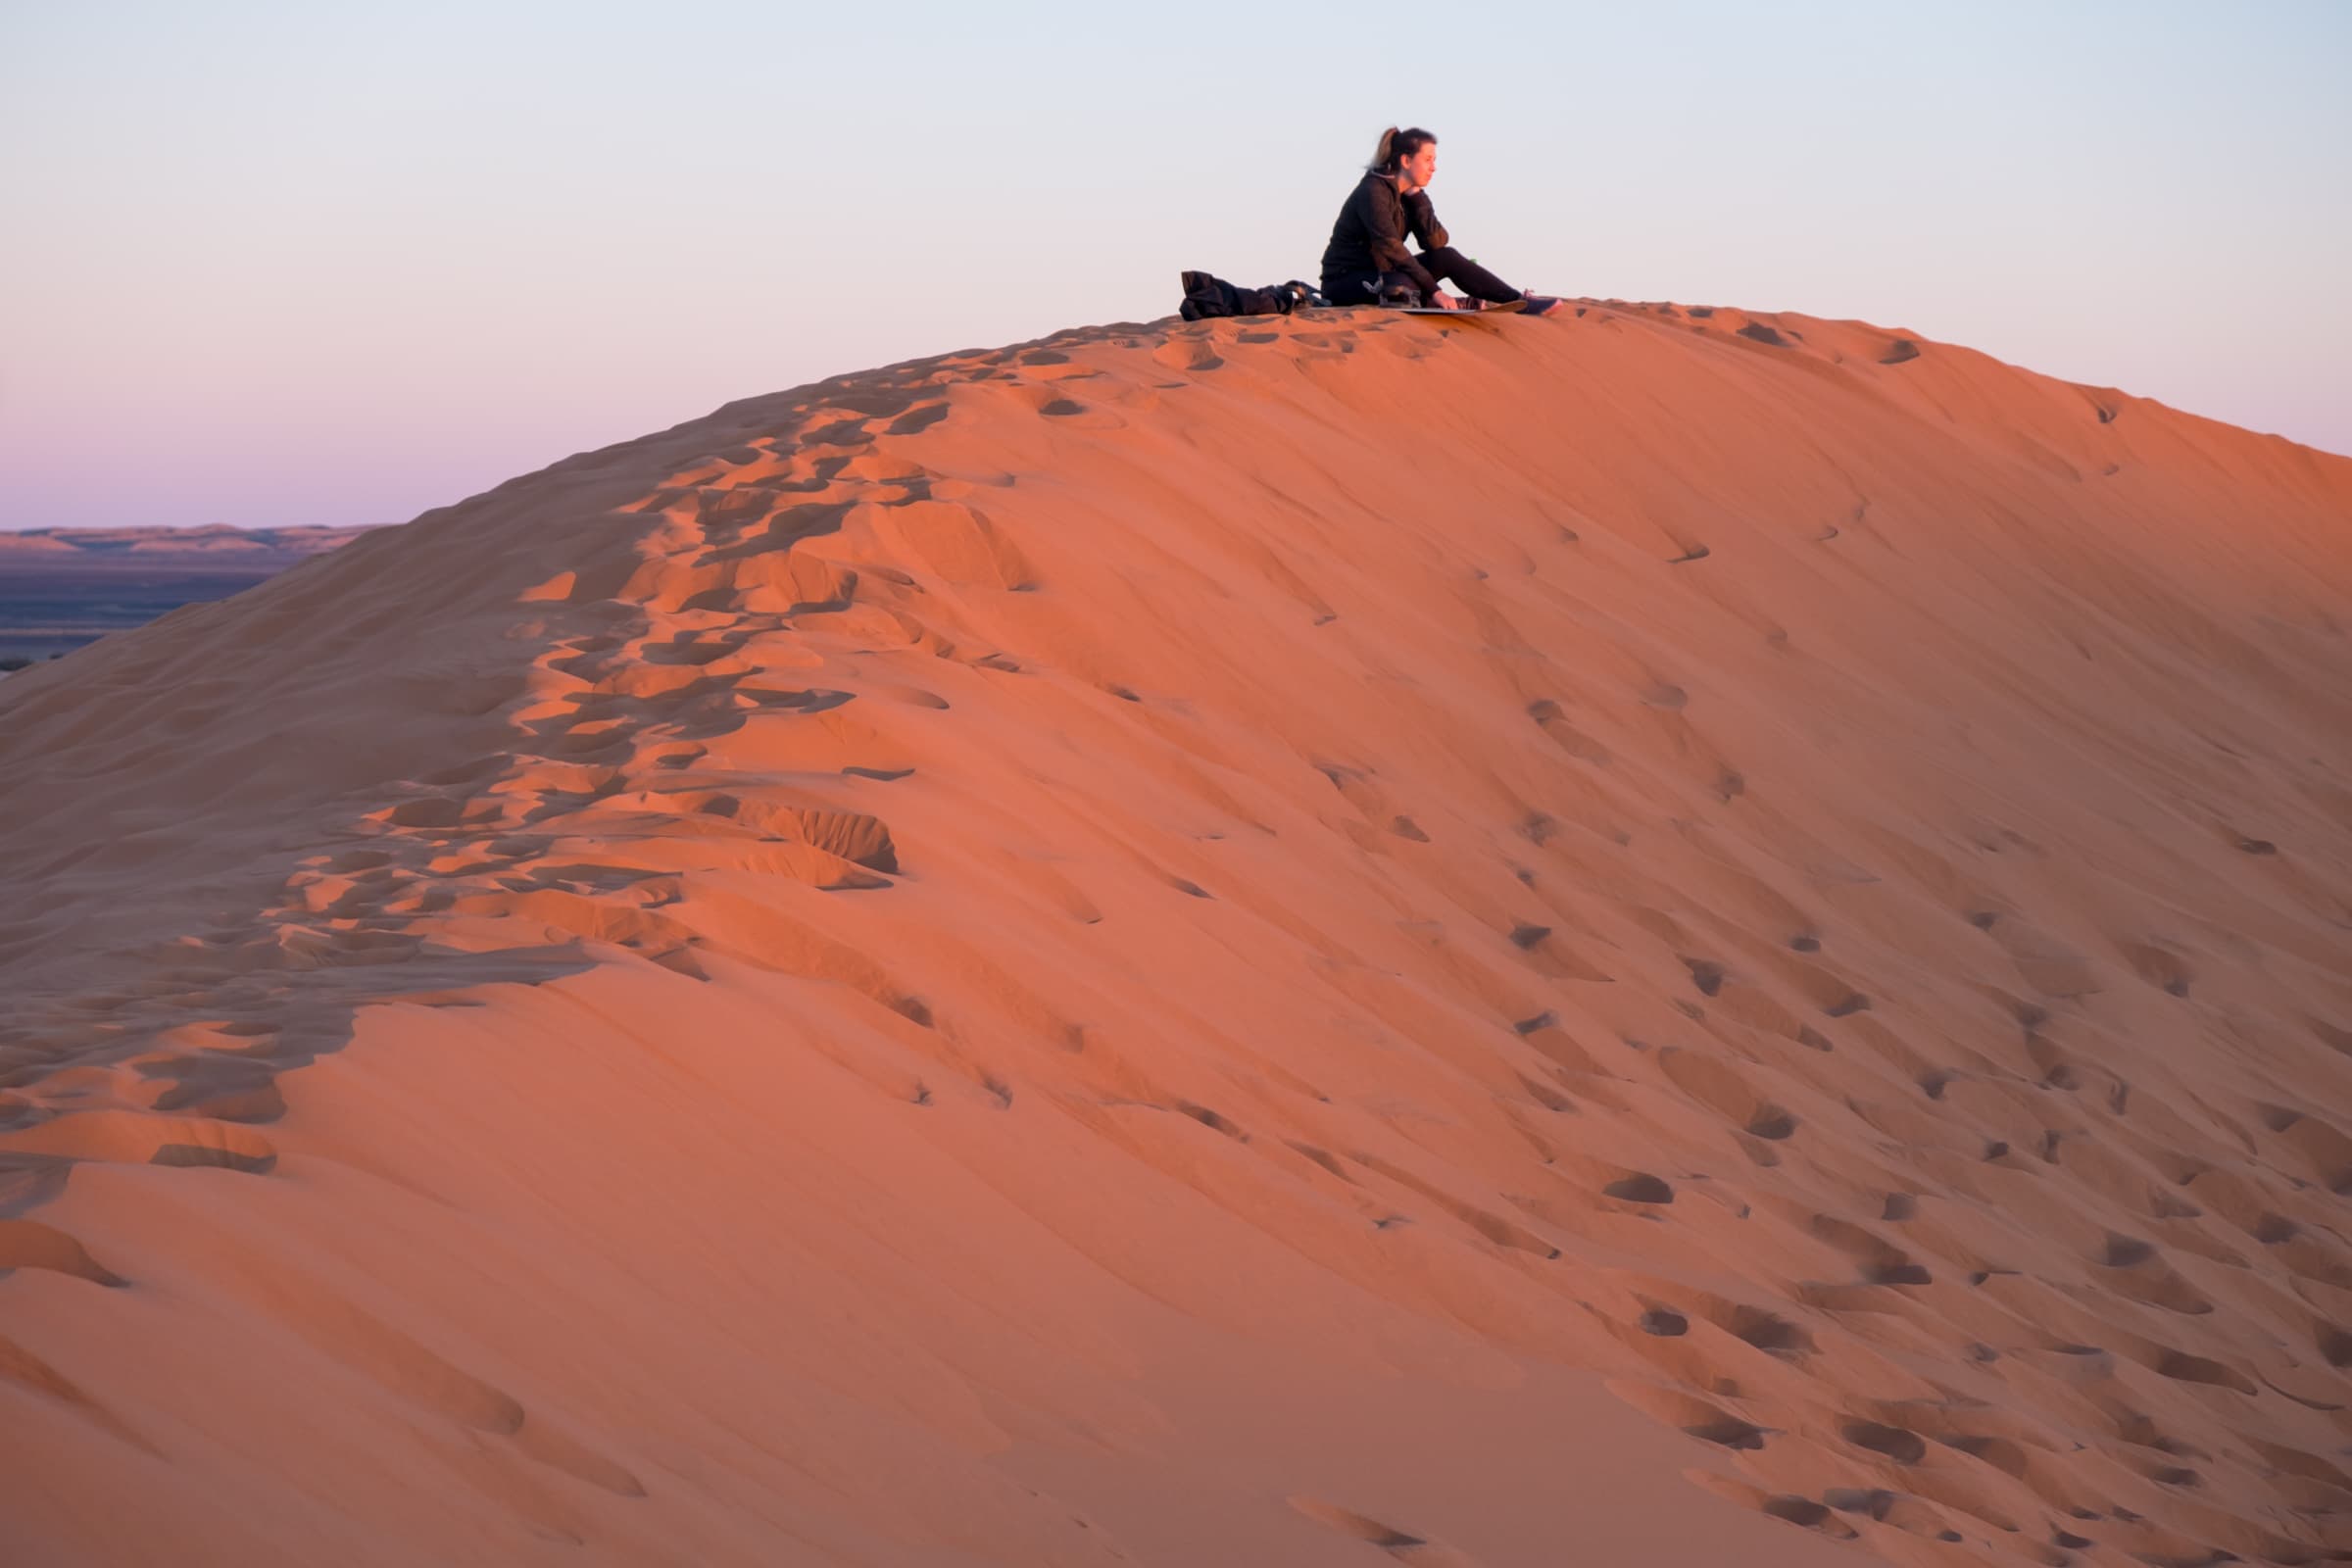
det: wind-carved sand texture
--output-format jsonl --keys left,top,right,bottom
{"left": 3, "top": 301, "right": 2350, "bottom": 1567}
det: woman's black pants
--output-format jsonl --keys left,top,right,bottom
{"left": 1323, "top": 245, "right": 1522, "bottom": 307}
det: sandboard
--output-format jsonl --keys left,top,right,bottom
{"left": 1400, "top": 299, "right": 1526, "bottom": 318}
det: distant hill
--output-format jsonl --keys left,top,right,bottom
{"left": 0, "top": 522, "right": 386, "bottom": 663}
{"left": 0, "top": 522, "right": 382, "bottom": 563}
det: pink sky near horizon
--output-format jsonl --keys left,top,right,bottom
{"left": 3, "top": 1, "right": 2347, "bottom": 534}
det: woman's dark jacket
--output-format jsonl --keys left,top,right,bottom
{"left": 1320, "top": 171, "right": 1450, "bottom": 297}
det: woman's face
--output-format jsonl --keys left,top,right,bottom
{"left": 1401, "top": 142, "right": 1438, "bottom": 188}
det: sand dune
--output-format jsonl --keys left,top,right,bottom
{"left": 2, "top": 300, "right": 2349, "bottom": 1567}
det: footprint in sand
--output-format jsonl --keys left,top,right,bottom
{"left": 1288, "top": 1497, "right": 1483, "bottom": 1566}
{"left": 0, "top": 1218, "right": 126, "bottom": 1287}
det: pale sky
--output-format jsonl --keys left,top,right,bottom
{"left": 3, "top": 0, "right": 2346, "bottom": 530}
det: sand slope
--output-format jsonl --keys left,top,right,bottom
{"left": 3, "top": 301, "right": 2350, "bottom": 1567}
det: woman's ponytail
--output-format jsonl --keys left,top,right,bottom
{"left": 1367, "top": 125, "right": 1437, "bottom": 174}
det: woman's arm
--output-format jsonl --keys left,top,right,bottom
{"left": 1403, "top": 191, "right": 1449, "bottom": 251}
{"left": 1363, "top": 185, "right": 1445, "bottom": 300}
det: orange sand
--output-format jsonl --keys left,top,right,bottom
{"left": 3, "top": 301, "right": 2350, "bottom": 1567}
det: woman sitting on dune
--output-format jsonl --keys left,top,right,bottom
{"left": 1320, "top": 126, "right": 1557, "bottom": 316}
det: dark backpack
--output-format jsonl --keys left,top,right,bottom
{"left": 1177, "top": 270, "right": 1326, "bottom": 321}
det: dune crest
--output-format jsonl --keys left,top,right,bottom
{"left": 3, "top": 301, "right": 2350, "bottom": 1566}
